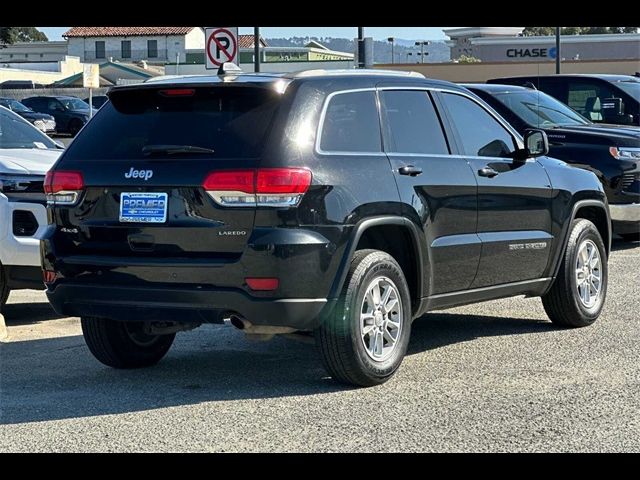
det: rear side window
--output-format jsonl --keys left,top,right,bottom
{"left": 62, "top": 87, "right": 281, "bottom": 160}
{"left": 380, "top": 90, "right": 449, "bottom": 154}
{"left": 319, "top": 91, "right": 381, "bottom": 153}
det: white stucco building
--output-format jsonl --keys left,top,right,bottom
{"left": 63, "top": 27, "right": 205, "bottom": 64}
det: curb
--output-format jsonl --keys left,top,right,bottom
{"left": 0, "top": 313, "right": 7, "bottom": 341}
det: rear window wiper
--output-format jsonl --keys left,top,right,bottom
{"left": 142, "top": 144, "right": 215, "bottom": 155}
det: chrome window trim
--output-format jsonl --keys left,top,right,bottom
{"left": 377, "top": 86, "right": 525, "bottom": 147}
{"left": 315, "top": 88, "right": 386, "bottom": 157}
{"left": 315, "top": 84, "right": 527, "bottom": 158}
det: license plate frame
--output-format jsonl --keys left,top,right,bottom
{"left": 119, "top": 192, "right": 168, "bottom": 224}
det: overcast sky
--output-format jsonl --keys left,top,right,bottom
{"left": 38, "top": 27, "right": 454, "bottom": 41}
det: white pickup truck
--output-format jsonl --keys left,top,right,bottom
{"left": 0, "top": 105, "right": 63, "bottom": 310}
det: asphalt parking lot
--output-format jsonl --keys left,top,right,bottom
{"left": 1, "top": 240, "right": 638, "bottom": 452}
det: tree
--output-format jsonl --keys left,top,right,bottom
{"left": 522, "top": 27, "right": 638, "bottom": 36}
{"left": 457, "top": 54, "right": 481, "bottom": 63}
{"left": 0, "top": 27, "right": 48, "bottom": 44}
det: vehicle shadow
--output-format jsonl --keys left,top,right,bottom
{"left": 1, "top": 312, "right": 556, "bottom": 425}
{"left": 408, "top": 312, "right": 556, "bottom": 354}
{"left": 2, "top": 302, "right": 63, "bottom": 325}
{"left": 611, "top": 238, "right": 640, "bottom": 251}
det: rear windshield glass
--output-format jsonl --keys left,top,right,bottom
{"left": 62, "top": 86, "right": 281, "bottom": 160}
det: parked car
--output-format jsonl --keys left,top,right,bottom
{"left": 464, "top": 83, "right": 640, "bottom": 241}
{"left": 0, "top": 97, "right": 56, "bottom": 134}
{"left": 82, "top": 95, "right": 109, "bottom": 109}
{"left": 0, "top": 106, "right": 63, "bottom": 311}
{"left": 487, "top": 74, "right": 640, "bottom": 126}
{"left": 21, "top": 96, "right": 96, "bottom": 136}
{"left": 0, "top": 80, "right": 46, "bottom": 90}
{"left": 43, "top": 70, "right": 610, "bottom": 386}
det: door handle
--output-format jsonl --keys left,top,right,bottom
{"left": 398, "top": 165, "right": 423, "bottom": 176}
{"left": 478, "top": 166, "right": 499, "bottom": 178}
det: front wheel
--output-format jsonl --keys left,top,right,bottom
{"left": 68, "top": 119, "right": 83, "bottom": 136}
{"left": 81, "top": 317, "right": 175, "bottom": 368}
{"left": 316, "top": 249, "right": 412, "bottom": 387}
{"left": 542, "top": 219, "right": 608, "bottom": 328}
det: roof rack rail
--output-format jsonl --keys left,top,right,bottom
{"left": 289, "top": 69, "right": 425, "bottom": 79}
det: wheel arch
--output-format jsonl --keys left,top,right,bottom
{"left": 548, "top": 199, "right": 611, "bottom": 288}
{"left": 329, "top": 216, "right": 425, "bottom": 316}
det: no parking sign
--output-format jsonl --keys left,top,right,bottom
{"left": 205, "top": 27, "right": 239, "bottom": 69}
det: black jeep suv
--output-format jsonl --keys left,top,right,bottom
{"left": 42, "top": 70, "right": 611, "bottom": 387}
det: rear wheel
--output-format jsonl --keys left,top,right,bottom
{"left": 542, "top": 219, "right": 607, "bottom": 328}
{"left": 0, "top": 265, "right": 9, "bottom": 312}
{"left": 316, "top": 249, "right": 412, "bottom": 387}
{"left": 81, "top": 317, "right": 175, "bottom": 368}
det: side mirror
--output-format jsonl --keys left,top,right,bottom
{"left": 523, "top": 129, "right": 549, "bottom": 158}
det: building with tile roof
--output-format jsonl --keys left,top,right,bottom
{"left": 63, "top": 27, "right": 205, "bottom": 64}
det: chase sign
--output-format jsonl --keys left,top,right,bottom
{"left": 506, "top": 46, "right": 557, "bottom": 59}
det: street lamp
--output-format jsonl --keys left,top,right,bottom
{"left": 387, "top": 37, "right": 395, "bottom": 64}
{"left": 415, "top": 40, "right": 430, "bottom": 63}
{"left": 406, "top": 52, "right": 413, "bottom": 63}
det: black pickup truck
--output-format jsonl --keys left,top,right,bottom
{"left": 42, "top": 70, "right": 611, "bottom": 387}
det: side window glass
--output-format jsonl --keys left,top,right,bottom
{"left": 319, "top": 91, "right": 381, "bottom": 153}
{"left": 441, "top": 93, "right": 517, "bottom": 158}
{"left": 568, "top": 82, "right": 602, "bottom": 120}
{"left": 380, "top": 90, "right": 449, "bottom": 154}
{"left": 567, "top": 81, "right": 623, "bottom": 122}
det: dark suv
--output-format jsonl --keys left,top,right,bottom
{"left": 464, "top": 83, "right": 640, "bottom": 241}
{"left": 22, "top": 96, "right": 94, "bottom": 136}
{"left": 42, "top": 70, "right": 611, "bottom": 387}
{"left": 487, "top": 74, "right": 640, "bottom": 126}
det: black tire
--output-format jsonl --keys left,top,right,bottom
{"left": 620, "top": 232, "right": 640, "bottom": 242}
{"left": 0, "top": 265, "right": 9, "bottom": 312}
{"left": 68, "top": 119, "right": 83, "bottom": 136}
{"left": 81, "top": 317, "right": 175, "bottom": 368}
{"left": 542, "top": 219, "right": 608, "bottom": 328}
{"left": 316, "top": 249, "right": 412, "bottom": 387}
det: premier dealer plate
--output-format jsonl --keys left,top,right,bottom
{"left": 119, "top": 192, "right": 168, "bottom": 223}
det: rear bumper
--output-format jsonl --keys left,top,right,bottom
{"left": 609, "top": 203, "right": 640, "bottom": 222}
{"left": 47, "top": 282, "right": 334, "bottom": 330}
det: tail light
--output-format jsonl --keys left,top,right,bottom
{"left": 44, "top": 170, "right": 84, "bottom": 205}
{"left": 43, "top": 270, "right": 57, "bottom": 284}
{"left": 203, "top": 168, "right": 312, "bottom": 207}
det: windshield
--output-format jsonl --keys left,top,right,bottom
{"left": 0, "top": 107, "right": 58, "bottom": 149}
{"left": 494, "top": 90, "right": 590, "bottom": 128}
{"left": 60, "top": 98, "right": 90, "bottom": 110}
{"left": 616, "top": 81, "right": 640, "bottom": 102}
{"left": 64, "top": 86, "right": 281, "bottom": 160}
{"left": 2, "top": 99, "right": 32, "bottom": 113}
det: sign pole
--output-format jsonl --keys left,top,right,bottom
{"left": 555, "top": 27, "right": 561, "bottom": 74}
{"left": 89, "top": 88, "right": 93, "bottom": 119}
{"left": 254, "top": 27, "right": 260, "bottom": 73}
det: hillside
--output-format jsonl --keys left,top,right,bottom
{"left": 265, "top": 37, "right": 450, "bottom": 63}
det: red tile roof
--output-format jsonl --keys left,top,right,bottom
{"left": 238, "top": 35, "right": 268, "bottom": 48}
{"left": 63, "top": 27, "right": 199, "bottom": 37}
